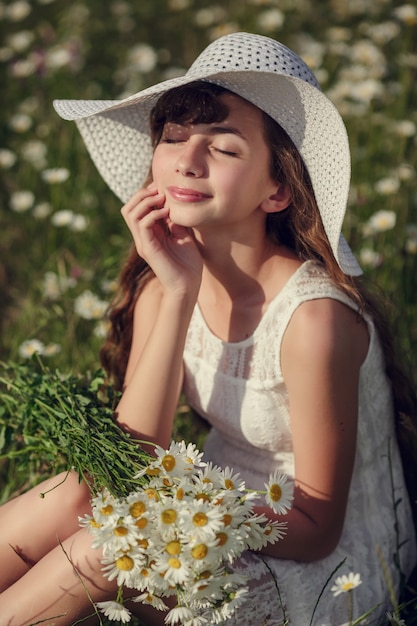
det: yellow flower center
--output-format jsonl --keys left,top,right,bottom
{"left": 129, "top": 501, "right": 146, "bottom": 517}
{"left": 146, "top": 467, "right": 161, "bottom": 477}
{"left": 161, "top": 508, "right": 177, "bottom": 524}
{"left": 144, "top": 488, "right": 158, "bottom": 499}
{"left": 165, "top": 540, "right": 181, "bottom": 556}
{"left": 176, "top": 487, "right": 185, "bottom": 500}
{"left": 137, "top": 538, "right": 149, "bottom": 549}
{"left": 191, "top": 544, "right": 208, "bottom": 559}
{"left": 135, "top": 517, "right": 148, "bottom": 529}
{"left": 224, "top": 478, "right": 234, "bottom": 489}
{"left": 90, "top": 519, "right": 102, "bottom": 529}
{"left": 216, "top": 532, "right": 228, "bottom": 546}
{"left": 168, "top": 557, "right": 181, "bottom": 569}
{"left": 195, "top": 493, "right": 210, "bottom": 502}
{"left": 116, "top": 555, "right": 134, "bottom": 571}
{"left": 113, "top": 526, "right": 128, "bottom": 537}
{"left": 162, "top": 454, "right": 176, "bottom": 472}
{"left": 100, "top": 504, "right": 114, "bottom": 515}
{"left": 342, "top": 582, "right": 355, "bottom": 591}
{"left": 269, "top": 483, "right": 283, "bottom": 502}
{"left": 193, "top": 512, "right": 208, "bottom": 527}
{"left": 141, "top": 568, "right": 149, "bottom": 577}
{"left": 222, "top": 514, "right": 232, "bottom": 526}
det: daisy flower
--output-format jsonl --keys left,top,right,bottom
{"left": 133, "top": 592, "right": 169, "bottom": 611}
{"left": 264, "top": 470, "right": 294, "bottom": 515}
{"left": 180, "top": 499, "right": 224, "bottom": 541}
{"left": 96, "top": 600, "right": 132, "bottom": 623}
{"left": 101, "top": 550, "right": 144, "bottom": 587}
{"left": 154, "top": 551, "right": 192, "bottom": 586}
{"left": 331, "top": 572, "right": 362, "bottom": 596}
{"left": 165, "top": 606, "right": 201, "bottom": 626}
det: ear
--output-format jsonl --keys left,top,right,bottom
{"left": 261, "top": 184, "right": 292, "bottom": 214}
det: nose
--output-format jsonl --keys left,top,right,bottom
{"left": 175, "top": 141, "right": 205, "bottom": 177}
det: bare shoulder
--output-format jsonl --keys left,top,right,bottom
{"left": 282, "top": 297, "right": 369, "bottom": 371}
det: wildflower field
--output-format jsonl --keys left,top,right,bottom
{"left": 0, "top": 0, "right": 416, "bottom": 624}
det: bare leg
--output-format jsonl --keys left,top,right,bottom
{"left": 0, "top": 471, "right": 91, "bottom": 592}
{"left": 0, "top": 525, "right": 171, "bottom": 626}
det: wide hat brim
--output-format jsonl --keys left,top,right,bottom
{"left": 54, "top": 32, "right": 362, "bottom": 276}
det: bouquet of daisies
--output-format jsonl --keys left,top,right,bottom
{"left": 82, "top": 440, "right": 293, "bottom": 625}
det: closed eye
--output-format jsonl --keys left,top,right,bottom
{"left": 214, "top": 148, "right": 238, "bottom": 156}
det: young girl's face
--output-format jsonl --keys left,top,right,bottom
{"left": 151, "top": 92, "right": 280, "bottom": 235}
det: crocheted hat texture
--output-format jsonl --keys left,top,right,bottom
{"left": 54, "top": 32, "right": 362, "bottom": 276}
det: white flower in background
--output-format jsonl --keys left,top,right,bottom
{"left": 393, "top": 119, "right": 416, "bottom": 138}
{"left": 42, "top": 343, "right": 62, "bottom": 357}
{"left": 351, "top": 39, "right": 386, "bottom": 68}
{"left": 33, "top": 202, "right": 52, "bottom": 219}
{"left": 42, "top": 271, "right": 76, "bottom": 300}
{"left": 41, "top": 168, "right": 70, "bottom": 184}
{"left": 331, "top": 572, "right": 362, "bottom": 596}
{"left": 101, "top": 278, "right": 118, "bottom": 294}
{"left": 359, "top": 248, "right": 383, "bottom": 268}
{"left": 168, "top": 0, "right": 190, "bottom": 10}
{"left": 0, "top": 148, "right": 17, "bottom": 169}
{"left": 351, "top": 78, "right": 385, "bottom": 105}
{"left": 364, "top": 21, "right": 401, "bottom": 45}
{"left": 10, "top": 57, "right": 37, "bottom": 78}
{"left": 74, "top": 290, "right": 108, "bottom": 320}
{"left": 0, "top": 47, "right": 13, "bottom": 62}
{"left": 21, "top": 140, "right": 48, "bottom": 168}
{"left": 5, "top": 0, "right": 31, "bottom": 21}
{"left": 393, "top": 4, "right": 417, "bottom": 25}
{"left": 10, "top": 190, "right": 34, "bottom": 212}
{"left": 51, "top": 210, "right": 75, "bottom": 227}
{"left": 45, "top": 46, "right": 73, "bottom": 70}
{"left": 374, "top": 177, "right": 400, "bottom": 196}
{"left": 7, "top": 30, "right": 34, "bottom": 52}
{"left": 405, "top": 224, "right": 417, "bottom": 254}
{"left": 127, "top": 44, "right": 157, "bottom": 73}
{"left": 96, "top": 601, "right": 131, "bottom": 623}
{"left": 365, "top": 210, "right": 397, "bottom": 234}
{"left": 18, "top": 339, "right": 45, "bottom": 358}
{"left": 194, "top": 7, "right": 226, "bottom": 27}
{"left": 396, "top": 163, "right": 414, "bottom": 181}
{"left": 69, "top": 214, "right": 89, "bottom": 232}
{"left": 257, "top": 8, "right": 285, "bottom": 31}
{"left": 9, "top": 113, "right": 32, "bottom": 133}
{"left": 94, "top": 319, "right": 110, "bottom": 339}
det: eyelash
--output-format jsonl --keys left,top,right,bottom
{"left": 161, "top": 138, "right": 237, "bottom": 157}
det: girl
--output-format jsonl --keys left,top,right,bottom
{"left": 0, "top": 32, "right": 416, "bottom": 625}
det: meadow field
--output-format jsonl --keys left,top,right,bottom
{"left": 0, "top": 0, "right": 416, "bottom": 624}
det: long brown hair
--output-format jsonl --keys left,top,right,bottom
{"left": 100, "top": 82, "right": 417, "bottom": 527}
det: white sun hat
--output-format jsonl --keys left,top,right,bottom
{"left": 54, "top": 31, "right": 362, "bottom": 276}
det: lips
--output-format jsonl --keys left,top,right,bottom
{"left": 167, "top": 186, "right": 211, "bottom": 202}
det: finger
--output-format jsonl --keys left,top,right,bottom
{"left": 121, "top": 187, "right": 160, "bottom": 215}
{"left": 121, "top": 191, "right": 165, "bottom": 224}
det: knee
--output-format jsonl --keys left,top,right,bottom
{"left": 40, "top": 470, "right": 93, "bottom": 523}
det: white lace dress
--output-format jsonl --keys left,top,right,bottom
{"left": 182, "top": 261, "right": 416, "bottom": 626}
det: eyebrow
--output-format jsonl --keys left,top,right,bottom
{"left": 206, "top": 125, "right": 245, "bottom": 139}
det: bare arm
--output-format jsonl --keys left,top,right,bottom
{"left": 115, "top": 186, "right": 203, "bottom": 448}
{"left": 259, "top": 298, "right": 369, "bottom": 561}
